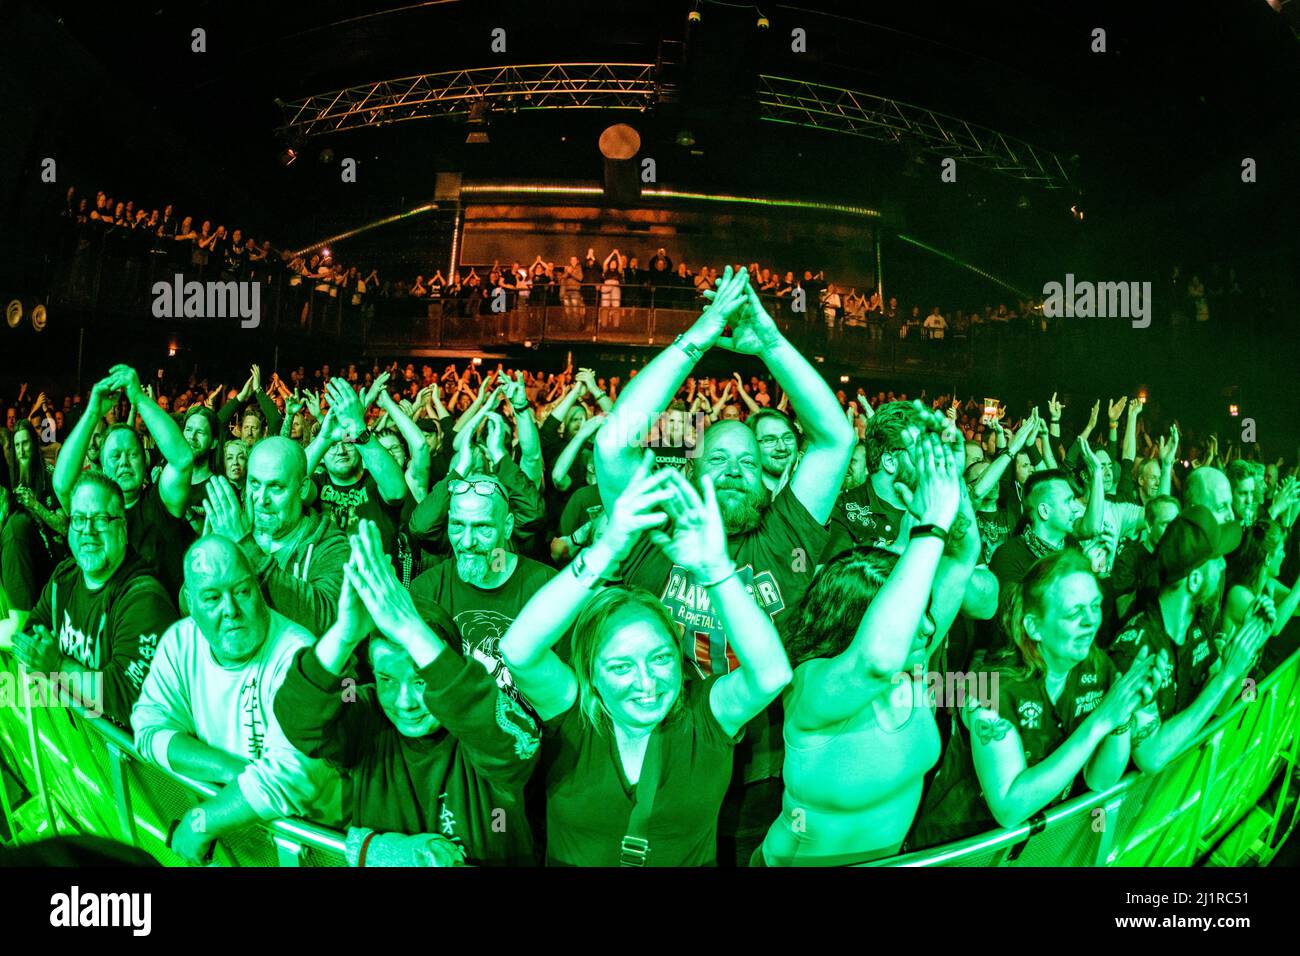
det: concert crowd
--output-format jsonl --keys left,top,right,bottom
{"left": 2, "top": 264, "right": 1297, "bottom": 867}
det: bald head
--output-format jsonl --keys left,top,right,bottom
{"left": 246, "top": 436, "right": 311, "bottom": 543}
{"left": 1184, "top": 467, "right": 1234, "bottom": 526}
{"left": 184, "top": 535, "right": 271, "bottom": 665}
{"left": 248, "top": 436, "right": 307, "bottom": 485}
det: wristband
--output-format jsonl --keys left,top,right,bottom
{"left": 909, "top": 523, "right": 950, "bottom": 544}
{"left": 672, "top": 335, "right": 704, "bottom": 363}
{"left": 696, "top": 563, "right": 738, "bottom": 588}
{"left": 1110, "top": 716, "right": 1134, "bottom": 737}
{"left": 571, "top": 548, "right": 615, "bottom": 588}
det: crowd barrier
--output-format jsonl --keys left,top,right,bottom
{"left": 1, "top": 642, "right": 1297, "bottom": 867}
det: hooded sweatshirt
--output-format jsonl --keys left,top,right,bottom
{"left": 246, "top": 510, "right": 348, "bottom": 637}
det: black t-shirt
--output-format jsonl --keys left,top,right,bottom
{"left": 914, "top": 650, "right": 1118, "bottom": 848}
{"left": 29, "top": 555, "right": 177, "bottom": 726}
{"left": 541, "top": 676, "right": 738, "bottom": 867}
{"left": 126, "top": 484, "right": 195, "bottom": 600}
{"left": 822, "top": 479, "right": 907, "bottom": 562}
{"left": 619, "top": 485, "right": 829, "bottom": 784}
{"left": 619, "top": 485, "right": 828, "bottom": 677}
{"left": 314, "top": 472, "right": 408, "bottom": 564}
{"left": 1109, "top": 603, "right": 1219, "bottom": 720}
{"left": 410, "top": 556, "right": 558, "bottom": 715}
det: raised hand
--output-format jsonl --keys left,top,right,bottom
{"left": 1107, "top": 396, "right": 1127, "bottom": 423}
{"left": 1084, "top": 399, "right": 1100, "bottom": 435}
{"left": 715, "top": 278, "right": 784, "bottom": 356}
{"left": 894, "top": 431, "right": 961, "bottom": 530}
{"left": 363, "top": 371, "right": 391, "bottom": 409}
{"left": 324, "top": 378, "right": 366, "bottom": 440}
{"left": 1078, "top": 435, "right": 1102, "bottom": 476}
{"left": 1158, "top": 425, "right": 1180, "bottom": 467}
{"left": 1048, "top": 391, "right": 1064, "bottom": 422}
{"left": 203, "top": 475, "right": 251, "bottom": 543}
{"left": 647, "top": 468, "right": 732, "bottom": 580}
{"left": 692, "top": 266, "right": 752, "bottom": 349}
{"left": 599, "top": 452, "right": 675, "bottom": 562}
{"left": 344, "top": 519, "right": 424, "bottom": 643}
{"left": 501, "top": 371, "right": 529, "bottom": 409}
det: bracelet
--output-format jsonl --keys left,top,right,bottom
{"left": 696, "top": 563, "right": 738, "bottom": 588}
{"left": 1110, "top": 716, "right": 1133, "bottom": 737}
{"left": 672, "top": 335, "right": 703, "bottom": 363}
{"left": 909, "top": 523, "right": 950, "bottom": 544}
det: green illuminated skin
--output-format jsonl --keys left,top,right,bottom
{"left": 964, "top": 574, "right": 1159, "bottom": 829}
{"left": 762, "top": 429, "right": 972, "bottom": 865}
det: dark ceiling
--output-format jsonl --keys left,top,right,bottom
{"left": 7, "top": 0, "right": 1299, "bottom": 281}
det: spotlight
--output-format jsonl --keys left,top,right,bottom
{"left": 757, "top": 15, "right": 769, "bottom": 28}
{"left": 523, "top": 340, "right": 533, "bottom": 349}
{"left": 1229, "top": 403, "right": 1239, "bottom": 417}
{"left": 688, "top": 9, "right": 701, "bottom": 23}
{"left": 839, "top": 375, "right": 850, "bottom": 384}
{"left": 31, "top": 303, "right": 46, "bottom": 331}
{"left": 5, "top": 299, "right": 21, "bottom": 328}
{"left": 319, "top": 147, "right": 335, "bottom": 164}
{"left": 168, "top": 341, "right": 178, "bottom": 357}
{"left": 279, "top": 147, "right": 298, "bottom": 167}
{"left": 472, "top": 357, "right": 483, "bottom": 366}
{"left": 1070, "top": 203, "right": 1084, "bottom": 222}
{"left": 1016, "top": 195, "right": 1031, "bottom": 211}
{"left": 675, "top": 129, "right": 696, "bottom": 147}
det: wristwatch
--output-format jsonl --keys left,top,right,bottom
{"left": 350, "top": 429, "right": 372, "bottom": 446}
{"left": 909, "top": 523, "right": 950, "bottom": 544}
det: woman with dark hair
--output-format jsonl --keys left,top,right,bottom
{"left": 2, "top": 420, "right": 66, "bottom": 609}
{"left": 759, "top": 430, "right": 975, "bottom": 866}
{"left": 500, "top": 457, "right": 792, "bottom": 866}
{"left": 914, "top": 548, "right": 1160, "bottom": 847}
{"left": 1223, "top": 519, "right": 1300, "bottom": 639}
{"left": 181, "top": 404, "right": 221, "bottom": 533}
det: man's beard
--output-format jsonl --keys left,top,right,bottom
{"left": 455, "top": 550, "right": 492, "bottom": 583}
{"left": 715, "top": 480, "right": 770, "bottom": 535}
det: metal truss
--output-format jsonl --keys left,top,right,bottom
{"left": 757, "top": 75, "right": 1073, "bottom": 190}
{"left": 278, "top": 63, "right": 659, "bottom": 137}
{"left": 278, "top": 64, "right": 1072, "bottom": 189}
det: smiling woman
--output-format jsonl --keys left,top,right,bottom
{"left": 500, "top": 456, "right": 793, "bottom": 866}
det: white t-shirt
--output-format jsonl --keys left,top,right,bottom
{"left": 131, "top": 609, "right": 341, "bottom": 825}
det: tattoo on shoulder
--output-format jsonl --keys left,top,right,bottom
{"left": 974, "top": 716, "right": 1014, "bottom": 745}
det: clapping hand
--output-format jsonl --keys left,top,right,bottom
{"left": 598, "top": 453, "right": 675, "bottom": 563}
{"left": 1158, "top": 425, "right": 1180, "bottom": 467}
{"left": 12, "top": 623, "right": 61, "bottom": 673}
{"left": 343, "top": 520, "right": 424, "bottom": 647}
{"left": 646, "top": 468, "right": 732, "bottom": 581}
{"left": 895, "top": 431, "right": 962, "bottom": 531}
{"left": 203, "top": 475, "right": 251, "bottom": 543}
{"left": 1095, "top": 646, "right": 1160, "bottom": 733}
{"left": 324, "top": 378, "right": 366, "bottom": 441}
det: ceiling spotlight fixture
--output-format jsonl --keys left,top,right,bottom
{"left": 1016, "top": 195, "right": 1031, "bottom": 211}
{"left": 675, "top": 129, "right": 696, "bottom": 147}
{"left": 319, "top": 147, "right": 335, "bottom": 164}
{"left": 756, "top": 9, "right": 769, "bottom": 28}
{"left": 5, "top": 299, "right": 21, "bottom": 328}
{"left": 466, "top": 99, "right": 491, "bottom": 144}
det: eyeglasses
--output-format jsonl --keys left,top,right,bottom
{"left": 757, "top": 434, "right": 798, "bottom": 449}
{"left": 448, "top": 479, "right": 506, "bottom": 501}
{"left": 69, "top": 513, "right": 124, "bottom": 533}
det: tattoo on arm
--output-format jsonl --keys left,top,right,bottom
{"left": 974, "top": 716, "right": 1014, "bottom": 745}
{"left": 1132, "top": 709, "right": 1162, "bottom": 743}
